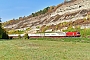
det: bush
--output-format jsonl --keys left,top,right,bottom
{"left": 18, "top": 35, "right": 21, "bottom": 39}
{"left": 0, "top": 34, "right": 2, "bottom": 39}
{"left": 24, "top": 34, "right": 29, "bottom": 39}
{"left": 2, "top": 31, "right": 9, "bottom": 39}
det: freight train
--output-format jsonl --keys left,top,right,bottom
{"left": 8, "top": 32, "right": 80, "bottom": 39}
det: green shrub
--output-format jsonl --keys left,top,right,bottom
{"left": 2, "top": 32, "right": 9, "bottom": 39}
{"left": 24, "top": 34, "right": 29, "bottom": 39}
{"left": 18, "top": 35, "right": 21, "bottom": 39}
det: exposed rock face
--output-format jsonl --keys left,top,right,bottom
{"left": 4, "top": 0, "right": 90, "bottom": 31}
{"left": 51, "top": 0, "right": 90, "bottom": 16}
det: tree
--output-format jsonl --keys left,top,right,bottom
{"left": 0, "top": 19, "right": 9, "bottom": 39}
{"left": 2, "top": 30, "right": 9, "bottom": 39}
{"left": 24, "top": 33, "right": 29, "bottom": 39}
{"left": 32, "top": 13, "right": 35, "bottom": 17}
{"left": 18, "top": 34, "right": 21, "bottom": 39}
{"left": 0, "top": 18, "right": 2, "bottom": 38}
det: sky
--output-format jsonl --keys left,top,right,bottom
{"left": 0, "top": 0, "right": 64, "bottom": 22}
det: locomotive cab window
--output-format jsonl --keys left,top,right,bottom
{"left": 77, "top": 32, "right": 80, "bottom": 34}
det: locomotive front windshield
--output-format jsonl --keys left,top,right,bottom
{"left": 77, "top": 32, "right": 80, "bottom": 34}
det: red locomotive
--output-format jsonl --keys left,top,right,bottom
{"left": 66, "top": 32, "right": 80, "bottom": 37}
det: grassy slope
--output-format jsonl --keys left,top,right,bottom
{"left": 0, "top": 39, "right": 90, "bottom": 60}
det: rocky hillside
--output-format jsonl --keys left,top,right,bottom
{"left": 4, "top": 0, "right": 90, "bottom": 33}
